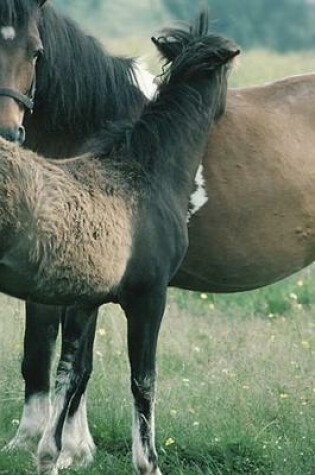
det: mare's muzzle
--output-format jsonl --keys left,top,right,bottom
{"left": 0, "top": 76, "right": 36, "bottom": 145}
{"left": 0, "top": 125, "right": 26, "bottom": 145}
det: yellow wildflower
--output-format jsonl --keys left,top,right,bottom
{"left": 165, "top": 437, "right": 176, "bottom": 447}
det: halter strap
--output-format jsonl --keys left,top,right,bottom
{"left": 0, "top": 73, "right": 36, "bottom": 112}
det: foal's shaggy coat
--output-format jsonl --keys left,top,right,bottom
{"left": 0, "top": 146, "right": 133, "bottom": 303}
{"left": 0, "top": 15, "right": 238, "bottom": 475}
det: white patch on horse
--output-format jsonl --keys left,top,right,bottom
{"left": 187, "top": 164, "right": 208, "bottom": 222}
{"left": 1, "top": 26, "right": 16, "bottom": 41}
{"left": 132, "top": 60, "right": 157, "bottom": 100}
{"left": 132, "top": 396, "right": 161, "bottom": 475}
{"left": 132, "top": 407, "right": 160, "bottom": 475}
{"left": 37, "top": 371, "right": 71, "bottom": 474}
{"left": 132, "top": 408, "right": 148, "bottom": 472}
{"left": 57, "top": 395, "right": 95, "bottom": 469}
{"left": 3, "top": 394, "right": 50, "bottom": 451}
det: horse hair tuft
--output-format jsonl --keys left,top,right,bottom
{"left": 152, "top": 11, "right": 240, "bottom": 82}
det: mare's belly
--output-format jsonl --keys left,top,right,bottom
{"left": 172, "top": 146, "right": 315, "bottom": 292}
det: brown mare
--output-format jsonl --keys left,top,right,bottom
{"left": 0, "top": 15, "right": 237, "bottom": 474}
{"left": 173, "top": 73, "right": 315, "bottom": 293}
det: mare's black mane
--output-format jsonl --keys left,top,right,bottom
{"left": 0, "top": 0, "right": 37, "bottom": 28}
{"left": 35, "top": 5, "right": 146, "bottom": 136}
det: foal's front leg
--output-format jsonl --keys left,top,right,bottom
{"left": 123, "top": 288, "right": 166, "bottom": 475}
{"left": 4, "top": 302, "right": 61, "bottom": 451}
{"left": 37, "top": 306, "right": 97, "bottom": 475}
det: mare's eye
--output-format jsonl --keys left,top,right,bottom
{"left": 33, "top": 48, "right": 44, "bottom": 60}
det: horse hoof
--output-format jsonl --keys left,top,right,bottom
{"left": 37, "top": 452, "right": 59, "bottom": 475}
{"left": 37, "top": 440, "right": 60, "bottom": 475}
{"left": 57, "top": 406, "right": 96, "bottom": 470}
{"left": 57, "top": 448, "right": 94, "bottom": 470}
{"left": 151, "top": 468, "right": 162, "bottom": 475}
{"left": 56, "top": 452, "right": 72, "bottom": 470}
{"left": 137, "top": 468, "right": 162, "bottom": 475}
{"left": 56, "top": 441, "right": 95, "bottom": 470}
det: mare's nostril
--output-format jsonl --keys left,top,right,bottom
{"left": 16, "top": 125, "right": 26, "bottom": 145}
{"left": 0, "top": 125, "right": 25, "bottom": 145}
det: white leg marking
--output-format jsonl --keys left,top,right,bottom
{"left": 131, "top": 61, "right": 157, "bottom": 100}
{"left": 1, "top": 26, "right": 16, "bottom": 41}
{"left": 132, "top": 403, "right": 162, "bottom": 475}
{"left": 37, "top": 370, "right": 71, "bottom": 475}
{"left": 187, "top": 164, "right": 208, "bottom": 222}
{"left": 37, "top": 394, "right": 65, "bottom": 475}
{"left": 3, "top": 394, "right": 51, "bottom": 451}
{"left": 57, "top": 395, "right": 95, "bottom": 470}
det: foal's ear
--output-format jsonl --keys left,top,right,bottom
{"left": 151, "top": 36, "right": 183, "bottom": 63}
{"left": 225, "top": 49, "right": 241, "bottom": 63}
{"left": 37, "top": 0, "right": 48, "bottom": 7}
{"left": 215, "top": 48, "right": 240, "bottom": 68}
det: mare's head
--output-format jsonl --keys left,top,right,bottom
{"left": 0, "top": 0, "right": 45, "bottom": 144}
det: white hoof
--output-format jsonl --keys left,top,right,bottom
{"left": 57, "top": 396, "right": 95, "bottom": 470}
{"left": 135, "top": 466, "right": 162, "bottom": 475}
{"left": 37, "top": 436, "right": 59, "bottom": 475}
{"left": 37, "top": 451, "right": 59, "bottom": 475}
{"left": 57, "top": 444, "right": 94, "bottom": 470}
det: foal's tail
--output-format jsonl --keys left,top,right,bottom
{"left": 151, "top": 11, "right": 240, "bottom": 83}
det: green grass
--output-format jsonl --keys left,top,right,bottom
{"left": 106, "top": 39, "right": 315, "bottom": 88}
{"left": 1, "top": 49, "right": 315, "bottom": 473}
{"left": 0, "top": 266, "right": 315, "bottom": 474}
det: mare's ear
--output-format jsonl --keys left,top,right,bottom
{"left": 37, "top": 0, "right": 48, "bottom": 7}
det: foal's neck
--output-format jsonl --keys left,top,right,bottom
{"left": 131, "top": 76, "right": 220, "bottom": 207}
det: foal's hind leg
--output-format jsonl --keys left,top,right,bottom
{"left": 122, "top": 288, "right": 166, "bottom": 475}
{"left": 37, "top": 306, "right": 97, "bottom": 475}
{"left": 4, "top": 303, "right": 60, "bottom": 452}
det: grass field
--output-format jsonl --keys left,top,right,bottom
{"left": 1, "top": 49, "right": 315, "bottom": 474}
{"left": 107, "top": 39, "right": 315, "bottom": 87}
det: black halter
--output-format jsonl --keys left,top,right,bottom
{"left": 0, "top": 73, "right": 36, "bottom": 112}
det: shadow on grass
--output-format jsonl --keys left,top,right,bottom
{"left": 93, "top": 434, "right": 131, "bottom": 456}
{"left": 92, "top": 430, "right": 272, "bottom": 474}
{"left": 161, "top": 442, "right": 272, "bottom": 475}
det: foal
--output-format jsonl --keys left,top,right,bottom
{"left": 0, "top": 14, "right": 238, "bottom": 474}
{"left": 0, "top": 0, "right": 153, "bottom": 463}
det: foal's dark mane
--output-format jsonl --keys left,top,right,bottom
{"left": 86, "top": 16, "right": 236, "bottom": 178}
